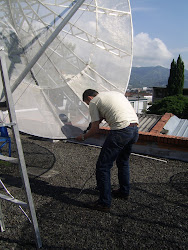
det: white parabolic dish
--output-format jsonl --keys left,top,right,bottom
{"left": 0, "top": 0, "right": 133, "bottom": 139}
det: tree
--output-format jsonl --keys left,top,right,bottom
{"left": 166, "top": 55, "right": 184, "bottom": 96}
{"left": 148, "top": 55, "right": 187, "bottom": 118}
{"left": 166, "top": 59, "right": 177, "bottom": 96}
{"left": 176, "top": 55, "right": 184, "bottom": 94}
{"left": 147, "top": 95, "right": 188, "bottom": 119}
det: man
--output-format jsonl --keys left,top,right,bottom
{"left": 76, "top": 89, "right": 139, "bottom": 212}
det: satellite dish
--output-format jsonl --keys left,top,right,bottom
{"left": 0, "top": 0, "right": 133, "bottom": 139}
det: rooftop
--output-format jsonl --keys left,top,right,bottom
{"left": 138, "top": 114, "right": 162, "bottom": 132}
{"left": 0, "top": 133, "right": 187, "bottom": 249}
{"left": 163, "top": 115, "right": 188, "bottom": 138}
{"left": 100, "top": 113, "right": 188, "bottom": 162}
{"left": 134, "top": 113, "right": 188, "bottom": 162}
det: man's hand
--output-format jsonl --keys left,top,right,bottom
{"left": 75, "top": 121, "right": 100, "bottom": 141}
{"left": 75, "top": 134, "right": 84, "bottom": 141}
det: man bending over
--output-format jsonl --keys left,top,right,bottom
{"left": 76, "top": 89, "right": 139, "bottom": 212}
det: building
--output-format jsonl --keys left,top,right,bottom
{"left": 126, "top": 90, "right": 152, "bottom": 114}
{"left": 128, "top": 96, "right": 148, "bottom": 114}
{"left": 99, "top": 113, "right": 188, "bottom": 162}
{"left": 152, "top": 87, "right": 188, "bottom": 103}
{"left": 133, "top": 113, "right": 188, "bottom": 162}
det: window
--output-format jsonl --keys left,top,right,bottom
{"left": 130, "top": 102, "right": 134, "bottom": 108}
{"left": 143, "top": 101, "right": 147, "bottom": 110}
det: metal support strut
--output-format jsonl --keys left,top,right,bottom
{"left": 11, "top": 0, "right": 86, "bottom": 94}
{"left": 0, "top": 49, "right": 42, "bottom": 248}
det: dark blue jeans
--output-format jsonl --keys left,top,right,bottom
{"left": 96, "top": 126, "right": 139, "bottom": 207}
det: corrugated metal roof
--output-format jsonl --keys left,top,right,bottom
{"left": 138, "top": 114, "right": 162, "bottom": 132}
{"left": 101, "top": 114, "right": 188, "bottom": 138}
{"left": 164, "top": 116, "right": 188, "bottom": 138}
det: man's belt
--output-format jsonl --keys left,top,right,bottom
{"left": 128, "top": 123, "right": 138, "bottom": 127}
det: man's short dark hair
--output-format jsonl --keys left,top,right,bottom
{"left": 82, "top": 89, "right": 99, "bottom": 101}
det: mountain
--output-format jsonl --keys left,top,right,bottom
{"left": 129, "top": 66, "right": 188, "bottom": 89}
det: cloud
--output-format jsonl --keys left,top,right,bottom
{"left": 133, "top": 32, "right": 173, "bottom": 68}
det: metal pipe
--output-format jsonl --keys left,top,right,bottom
{"left": 11, "top": 0, "right": 86, "bottom": 93}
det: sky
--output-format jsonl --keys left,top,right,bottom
{"left": 130, "top": 0, "right": 188, "bottom": 70}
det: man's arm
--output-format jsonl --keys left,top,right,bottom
{"left": 75, "top": 121, "right": 100, "bottom": 141}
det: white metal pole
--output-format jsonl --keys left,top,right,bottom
{"left": 0, "top": 49, "right": 42, "bottom": 248}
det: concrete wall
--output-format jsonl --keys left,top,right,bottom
{"left": 133, "top": 134, "right": 188, "bottom": 162}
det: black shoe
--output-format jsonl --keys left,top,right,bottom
{"left": 112, "top": 189, "right": 129, "bottom": 200}
{"left": 85, "top": 200, "right": 110, "bottom": 212}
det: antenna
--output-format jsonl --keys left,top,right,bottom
{"left": 0, "top": 0, "right": 133, "bottom": 140}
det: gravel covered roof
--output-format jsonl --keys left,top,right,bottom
{"left": 0, "top": 133, "right": 187, "bottom": 249}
